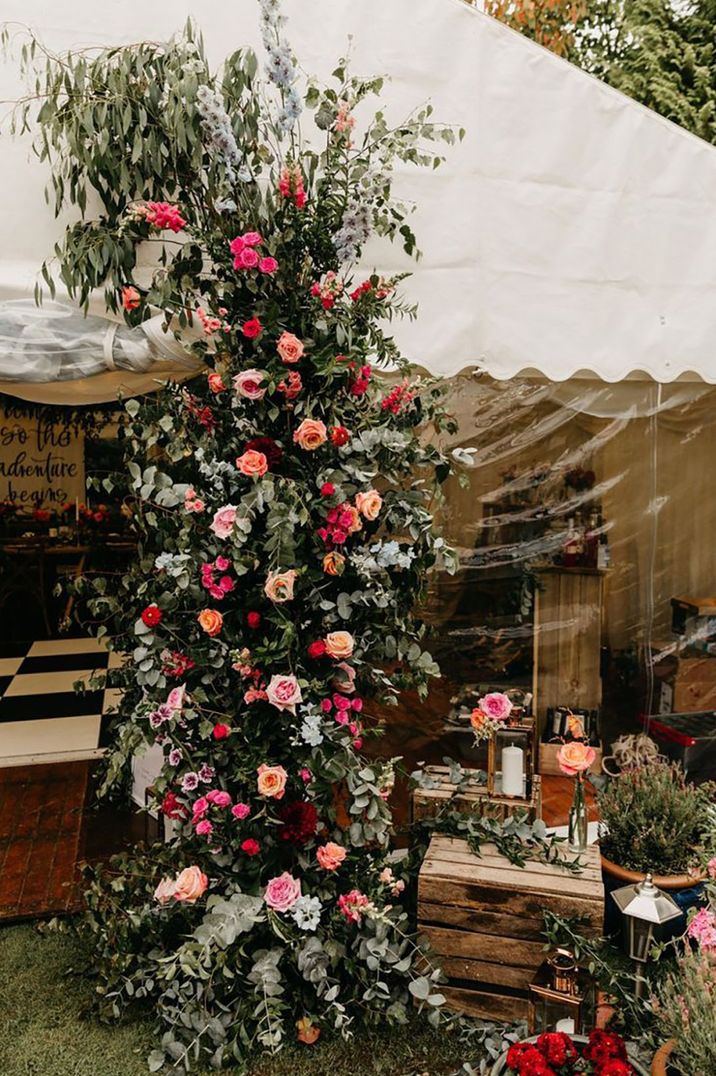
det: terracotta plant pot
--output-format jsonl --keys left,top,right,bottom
{"left": 651, "top": 1039, "right": 677, "bottom": 1075}
{"left": 490, "top": 1034, "right": 649, "bottom": 1075}
{"left": 600, "top": 854, "right": 706, "bottom": 935}
{"left": 600, "top": 855, "right": 706, "bottom": 891}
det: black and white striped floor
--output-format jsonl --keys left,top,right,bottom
{"left": 0, "top": 638, "right": 122, "bottom": 766}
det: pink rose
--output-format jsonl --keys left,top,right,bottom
{"left": 259, "top": 256, "right": 278, "bottom": 274}
{"left": 242, "top": 231, "right": 262, "bottom": 247}
{"left": 264, "top": 871, "right": 301, "bottom": 912}
{"left": 210, "top": 505, "right": 238, "bottom": 540}
{"left": 293, "top": 418, "right": 327, "bottom": 451}
{"left": 277, "top": 331, "right": 305, "bottom": 365}
{"left": 332, "top": 662, "right": 356, "bottom": 694}
{"left": 207, "top": 372, "right": 226, "bottom": 394}
{"left": 154, "top": 876, "right": 177, "bottom": 905}
{"left": 266, "top": 673, "right": 302, "bottom": 714}
{"left": 316, "top": 842, "right": 347, "bottom": 871}
{"left": 479, "top": 692, "right": 513, "bottom": 722}
{"left": 237, "top": 246, "right": 260, "bottom": 269}
{"left": 233, "top": 369, "right": 267, "bottom": 400}
{"left": 173, "top": 865, "right": 208, "bottom": 904}
{"left": 206, "top": 790, "right": 232, "bottom": 808}
{"left": 192, "top": 796, "right": 209, "bottom": 820}
{"left": 257, "top": 763, "right": 288, "bottom": 799}
{"left": 232, "top": 802, "right": 250, "bottom": 820}
{"left": 557, "top": 740, "right": 597, "bottom": 776}
{"left": 195, "top": 819, "right": 213, "bottom": 836}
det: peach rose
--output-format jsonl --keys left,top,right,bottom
{"left": 266, "top": 674, "right": 302, "bottom": 714}
{"left": 316, "top": 842, "right": 347, "bottom": 871}
{"left": 173, "top": 865, "right": 208, "bottom": 904}
{"left": 233, "top": 368, "right": 267, "bottom": 400}
{"left": 257, "top": 763, "right": 288, "bottom": 799}
{"left": 198, "top": 609, "right": 223, "bottom": 636}
{"left": 325, "top": 631, "right": 354, "bottom": 659}
{"left": 557, "top": 740, "right": 597, "bottom": 776}
{"left": 296, "top": 1017, "right": 320, "bottom": 1045}
{"left": 355, "top": 489, "right": 382, "bottom": 521}
{"left": 264, "top": 569, "right": 297, "bottom": 603}
{"left": 207, "top": 371, "right": 226, "bottom": 394}
{"left": 236, "top": 449, "right": 268, "bottom": 477}
{"left": 154, "top": 876, "right": 177, "bottom": 905}
{"left": 293, "top": 418, "right": 327, "bottom": 451}
{"left": 277, "top": 331, "right": 305, "bottom": 365}
{"left": 342, "top": 504, "right": 362, "bottom": 534}
{"left": 323, "top": 551, "right": 346, "bottom": 576}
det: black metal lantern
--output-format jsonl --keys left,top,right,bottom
{"left": 487, "top": 715, "right": 535, "bottom": 798}
{"left": 528, "top": 949, "right": 594, "bottom": 1036}
{"left": 610, "top": 873, "right": 682, "bottom": 995}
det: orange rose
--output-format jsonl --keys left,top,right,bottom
{"left": 257, "top": 763, "right": 288, "bottom": 799}
{"left": 343, "top": 504, "right": 362, "bottom": 534}
{"left": 325, "top": 631, "right": 354, "bottom": 659}
{"left": 198, "top": 609, "right": 223, "bottom": 636}
{"left": 277, "top": 331, "right": 305, "bottom": 365}
{"left": 557, "top": 740, "right": 597, "bottom": 776}
{"left": 296, "top": 1017, "right": 320, "bottom": 1045}
{"left": 470, "top": 708, "right": 489, "bottom": 734}
{"left": 316, "top": 842, "right": 347, "bottom": 871}
{"left": 323, "top": 551, "right": 346, "bottom": 576}
{"left": 236, "top": 449, "right": 268, "bottom": 477}
{"left": 264, "top": 569, "right": 297, "bottom": 603}
{"left": 293, "top": 418, "right": 327, "bottom": 451}
{"left": 173, "top": 865, "right": 208, "bottom": 903}
{"left": 355, "top": 489, "right": 382, "bottom": 521}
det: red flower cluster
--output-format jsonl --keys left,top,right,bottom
{"left": 381, "top": 378, "right": 415, "bottom": 415}
{"left": 317, "top": 503, "right": 359, "bottom": 547}
{"left": 161, "top": 650, "right": 196, "bottom": 679}
{"left": 349, "top": 277, "right": 392, "bottom": 302}
{"left": 161, "top": 791, "right": 189, "bottom": 820}
{"left": 278, "top": 164, "right": 307, "bottom": 208}
{"left": 277, "top": 800, "right": 319, "bottom": 845}
{"left": 330, "top": 425, "right": 350, "bottom": 447}
{"left": 183, "top": 392, "right": 216, "bottom": 431}
{"left": 277, "top": 370, "right": 302, "bottom": 400}
{"left": 143, "top": 201, "right": 187, "bottom": 232}
{"left": 310, "top": 271, "right": 343, "bottom": 309}
{"left": 244, "top": 437, "right": 283, "bottom": 470}
{"left": 505, "top": 1030, "right": 634, "bottom": 1076}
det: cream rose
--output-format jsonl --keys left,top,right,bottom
{"left": 266, "top": 673, "right": 303, "bottom": 714}
{"left": 355, "top": 489, "right": 382, "bottom": 521}
{"left": 325, "top": 631, "right": 354, "bottom": 660}
{"left": 233, "top": 368, "right": 267, "bottom": 400}
{"left": 173, "top": 865, "right": 208, "bottom": 904}
{"left": 277, "top": 331, "right": 305, "bottom": 365}
{"left": 293, "top": 418, "right": 327, "bottom": 451}
{"left": 316, "top": 842, "right": 347, "bottom": 871}
{"left": 154, "top": 876, "right": 177, "bottom": 905}
{"left": 257, "top": 763, "right": 288, "bottom": 799}
{"left": 236, "top": 449, "right": 268, "bottom": 477}
{"left": 264, "top": 569, "right": 298, "bottom": 603}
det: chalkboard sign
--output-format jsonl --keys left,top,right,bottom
{"left": 0, "top": 404, "right": 85, "bottom": 508}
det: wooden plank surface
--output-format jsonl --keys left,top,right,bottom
{"left": 419, "top": 877, "right": 603, "bottom": 928}
{"left": 421, "top": 923, "right": 545, "bottom": 970}
{"left": 441, "top": 984, "right": 530, "bottom": 1022}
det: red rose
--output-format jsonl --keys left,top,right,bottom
{"left": 320, "top": 482, "right": 335, "bottom": 497}
{"left": 330, "top": 425, "right": 350, "bottom": 447}
{"left": 212, "top": 723, "right": 231, "bottom": 740}
{"left": 161, "top": 791, "right": 187, "bottom": 819}
{"left": 307, "top": 640, "right": 327, "bottom": 659}
{"left": 141, "top": 604, "right": 162, "bottom": 627}
{"left": 247, "top": 611, "right": 261, "bottom": 629}
{"left": 536, "top": 1032, "right": 576, "bottom": 1069}
{"left": 242, "top": 317, "right": 263, "bottom": 339}
{"left": 244, "top": 436, "right": 283, "bottom": 470}
{"left": 241, "top": 838, "right": 260, "bottom": 856}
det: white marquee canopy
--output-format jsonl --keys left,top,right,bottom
{"left": 1, "top": 0, "right": 716, "bottom": 394}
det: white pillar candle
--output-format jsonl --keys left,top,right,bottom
{"left": 556, "top": 1018, "right": 575, "bottom": 1035}
{"left": 501, "top": 744, "right": 524, "bottom": 796}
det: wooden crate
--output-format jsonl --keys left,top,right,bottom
{"left": 418, "top": 835, "right": 604, "bottom": 1021}
{"left": 539, "top": 740, "right": 603, "bottom": 776}
{"left": 411, "top": 766, "right": 542, "bottom": 824}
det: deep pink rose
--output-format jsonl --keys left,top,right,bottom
{"left": 237, "top": 246, "right": 259, "bottom": 269}
{"left": 479, "top": 692, "right": 513, "bottom": 721}
{"left": 233, "top": 369, "right": 267, "bottom": 401}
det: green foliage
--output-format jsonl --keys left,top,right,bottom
{"left": 597, "top": 761, "right": 716, "bottom": 876}
{"left": 654, "top": 948, "right": 716, "bottom": 1075}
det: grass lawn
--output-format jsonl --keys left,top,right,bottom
{"left": 0, "top": 923, "right": 480, "bottom": 1076}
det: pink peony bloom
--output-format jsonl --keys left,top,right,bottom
{"left": 236, "top": 246, "right": 260, "bottom": 270}
{"left": 479, "top": 692, "right": 513, "bottom": 721}
{"left": 266, "top": 674, "right": 302, "bottom": 714}
{"left": 264, "top": 871, "right": 301, "bottom": 912}
{"left": 210, "top": 505, "right": 238, "bottom": 540}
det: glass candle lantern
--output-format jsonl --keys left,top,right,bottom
{"left": 487, "top": 715, "right": 535, "bottom": 798}
{"left": 610, "top": 873, "right": 682, "bottom": 994}
{"left": 528, "top": 949, "right": 594, "bottom": 1036}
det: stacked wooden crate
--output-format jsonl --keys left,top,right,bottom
{"left": 418, "top": 836, "right": 604, "bottom": 1021}
{"left": 411, "top": 765, "right": 542, "bottom": 824}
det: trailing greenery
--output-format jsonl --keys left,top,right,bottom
{"left": 597, "top": 761, "right": 716, "bottom": 876}
{"left": 654, "top": 947, "right": 716, "bottom": 1075}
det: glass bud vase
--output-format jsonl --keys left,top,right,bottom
{"left": 568, "top": 775, "right": 588, "bottom": 852}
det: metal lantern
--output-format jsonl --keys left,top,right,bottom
{"left": 487, "top": 715, "right": 535, "bottom": 799}
{"left": 528, "top": 949, "right": 594, "bottom": 1036}
{"left": 611, "top": 872, "right": 682, "bottom": 995}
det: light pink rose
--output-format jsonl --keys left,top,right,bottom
{"left": 154, "top": 876, "right": 177, "bottom": 905}
{"left": 277, "top": 331, "right": 305, "bottom": 365}
{"left": 332, "top": 662, "right": 356, "bottom": 694}
{"left": 233, "top": 369, "right": 267, "bottom": 401}
{"left": 316, "top": 842, "right": 347, "bottom": 871}
{"left": 210, "top": 505, "right": 238, "bottom": 539}
{"left": 266, "top": 673, "right": 302, "bottom": 714}
{"left": 173, "top": 865, "right": 208, "bottom": 904}
{"left": 479, "top": 692, "right": 513, "bottom": 722}
{"left": 264, "top": 871, "right": 301, "bottom": 912}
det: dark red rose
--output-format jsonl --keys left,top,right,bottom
{"left": 244, "top": 436, "right": 283, "bottom": 470}
{"left": 212, "top": 723, "right": 231, "bottom": 740}
{"left": 307, "top": 640, "right": 327, "bottom": 659}
{"left": 141, "top": 604, "right": 162, "bottom": 627}
{"left": 596, "top": 1061, "right": 634, "bottom": 1076}
{"left": 247, "top": 611, "right": 261, "bottom": 629}
{"left": 277, "top": 800, "right": 319, "bottom": 846}
{"left": 241, "top": 838, "right": 260, "bottom": 856}
{"left": 536, "top": 1032, "right": 576, "bottom": 1069}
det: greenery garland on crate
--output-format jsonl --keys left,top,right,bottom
{"left": 3, "top": 2, "right": 478, "bottom": 1071}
